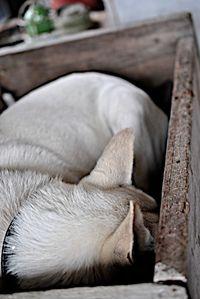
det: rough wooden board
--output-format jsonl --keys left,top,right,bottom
{"left": 187, "top": 48, "right": 200, "bottom": 299}
{"left": 0, "top": 12, "right": 193, "bottom": 55}
{"left": 0, "top": 13, "right": 198, "bottom": 297}
{"left": 0, "top": 13, "right": 193, "bottom": 98}
{"left": 0, "top": 284, "right": 188, "bottom": 299}
{"left": 154, "top": 37, "right": 194, "bottom": 282}
{"left": 108, "top": 0, "right": 200, "bottom": 49}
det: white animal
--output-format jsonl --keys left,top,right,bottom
{"left": 0, "top": 72, "right": 168, "bottom": 290}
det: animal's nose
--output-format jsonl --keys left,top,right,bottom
{"left": 145, "top": 234, "right": 155, "bottom": 252}
{"left": 1, "top": 214, "right": 19, "bottom": 292}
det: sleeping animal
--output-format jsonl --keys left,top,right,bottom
{"left": 0, "top": 72, "right": 168, "bottom": 290}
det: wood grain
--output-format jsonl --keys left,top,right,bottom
{"left": 0, "top": 284, "right": 187, "bottom": 299}
{"left": 187, "top": 47, "right": 200, "bottom": 299}
{"left": 154, "top": 37, "right": 194, "bottom": 282}
{"left": 0, "top": 13, "right": 199, "bottom": 298}
{"left": 0, "top": 13, "right": 192, "bottom": 98}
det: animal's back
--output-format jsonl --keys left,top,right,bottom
{"left": 0, "top": 72, "right": 168, "bottom": 191}
{"left": 0, "top": 73, "right": 167, "bottom": 289}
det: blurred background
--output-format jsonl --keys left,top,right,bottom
{"left": 0, "top": 0, "right": 199, "bottom": 48}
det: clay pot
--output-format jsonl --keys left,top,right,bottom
{"left": 51, "top": 0, "right": 98, "bottom": 10}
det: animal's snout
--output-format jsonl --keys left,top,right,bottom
{"left": 1, "top": 214, "right": 19, "bottom": 292}
{"left": 145, "top": 234, "right": 155, "bottom": 252}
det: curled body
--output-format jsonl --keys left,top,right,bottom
{"left": 0, "top": 72, "right": 168, "bottom": 290}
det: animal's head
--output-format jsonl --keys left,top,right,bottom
{"left": 1, "top": 129, "right": 158, "bottom": 290}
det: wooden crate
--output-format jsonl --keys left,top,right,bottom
{"left": 0, "top": 12, "right": 199, "bottom": 299}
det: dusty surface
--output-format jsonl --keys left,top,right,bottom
{"left": 187, "top": 47, "right": 200, "bottom": 299}
{"left": 0, "top": 13, "right": 192, "bottom": 98}
{"left": 1, "top": 284, "right": 188, "bottom": 299}
{"left": 155, "top": 37, "right": 194, "bottom": 281}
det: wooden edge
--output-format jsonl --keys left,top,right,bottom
{"left": 0, "top": 284, "right": 188, "bottom": 299}
{"left": 186, "top": 42, "right": 200, "bottom": 299}
{"left": 0, "top": 12, "right": 192, "bottom": 56}
{"left": 0, "top": 12, "right": 193, "bottom": 98}
{"left": 154, "top": 37, "right": 194, "bottom": 283}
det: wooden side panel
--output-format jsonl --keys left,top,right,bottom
{"left": 154, "top": 37, "right": 194, "bottom": 282}
{"left": 0, "top": 13, "right": 192, "bottom": 98}
{"left": 187, "top": 49, "right": 200, "bottom": 299}
{"left": 0, "top": 284, "right": 188, "bottom": 299}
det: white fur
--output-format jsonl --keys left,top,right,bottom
{"left": 0, "top": 72, "right": 167, "bottom": 190}
{"left": 0, "top": 72, "right": 168, "bottom": 289}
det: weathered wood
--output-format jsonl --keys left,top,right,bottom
{"left": 187, "top": 47, "right": 200, "bottom": 299}
{"left": 0, "top": 13, "right": 193, "bottom": 98}
{"left": 154, "top": 37, "right": 194, "bottom": 282}
{"left": 0, "top": 284, "right": 188, "bottom": 299}
{"left": 0, "top": 13, "right": 199, "bottom": 298}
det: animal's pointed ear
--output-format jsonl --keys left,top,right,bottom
{"left": 100, "top": 201, "right": 135, "bottom": 266}
{"left": 81, "top": 128, "right": 134, "bottom": 188}
{"left": 100, "top": 201, "right": 154, "bottom": 267}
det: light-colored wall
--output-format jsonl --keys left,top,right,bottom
{"left": 104, "top": 0, "right": 200, "bottom": 49}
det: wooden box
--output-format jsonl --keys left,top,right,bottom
{"left": 0, "top": 13, "right": 199, "bottom": 299}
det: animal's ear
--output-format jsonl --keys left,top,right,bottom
{"left": 100, "top": 201, "right": 135, "bottom": 266}
{"left": 81, "top": 128, "right": 134, "bottom": 188}
{"left": 100, "top": 201, "right": 153, "bottom": 267}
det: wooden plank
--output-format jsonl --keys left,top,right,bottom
{"left": 0, "top": 13, "right": 193, "bottom": 98}
{"left": 0, "top": 284, "right": 188, "bottom": 299}
{"left": 154, "top": 37, "right": 194, "bottom": 282}
{"left": 109, "top": 0, "right": 200, "bottom": 50}
{"left": 0, "top": 13, "right": 198, "bottom": 297}
{"left": 187, "top": 47, "right": 200, "bottom": 299}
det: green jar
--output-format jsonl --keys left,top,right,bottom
{"left": 24, "top": 4, "right": 54, "bottom": 36}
